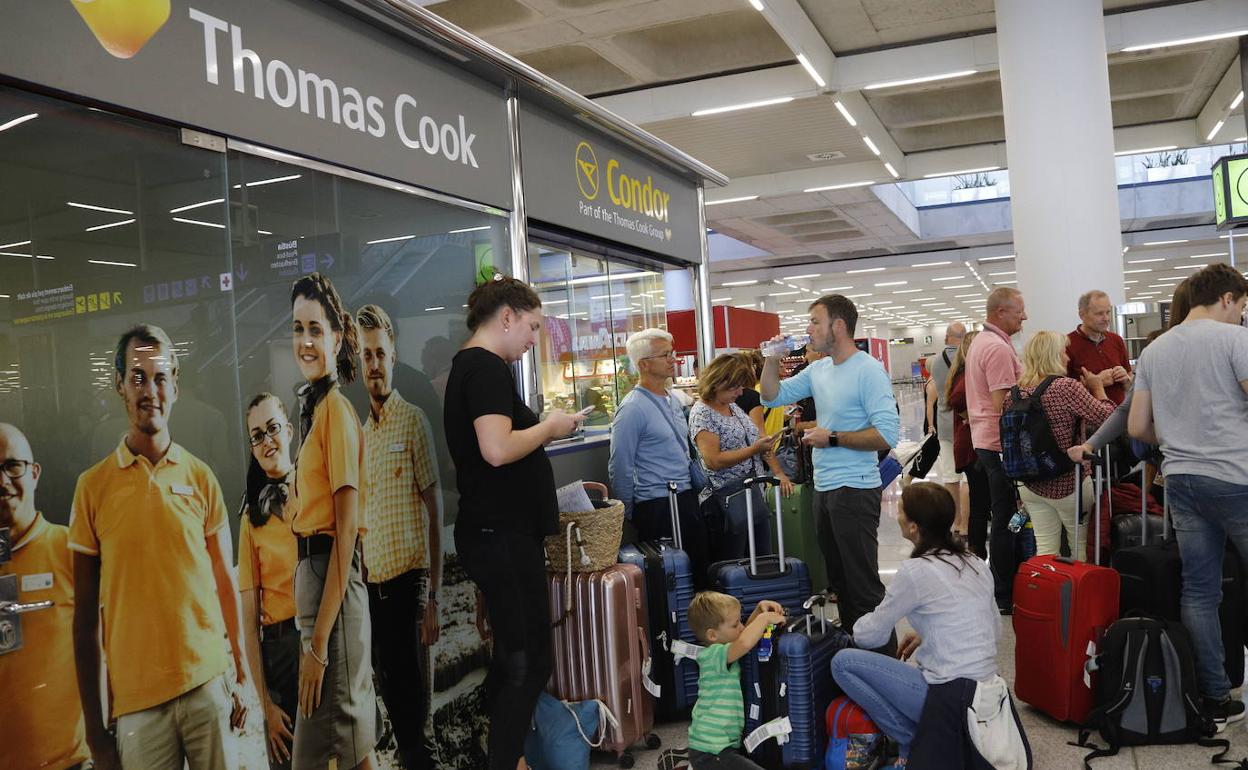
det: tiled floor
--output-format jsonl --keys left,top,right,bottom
{"left": 590, "top": 480, "right": 1248, "bottom": 770}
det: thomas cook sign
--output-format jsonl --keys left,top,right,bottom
{"left": 523, "top": 105, "right": 701, "bottom": 261}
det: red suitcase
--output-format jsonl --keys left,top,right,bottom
{"left": 547, "top": 563, "right": 660, "bottom": 766}
{"left": 1013, "top": 461, "right": 1119, "bottom": 724}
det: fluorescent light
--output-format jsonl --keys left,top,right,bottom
{"left": 909, "top": 297, "right": 935, "bottom": 301}
{"left": 85, "top": 218, "right": 136, "bottom": 232}
{"left": 833, "top": 101, "right": 857, "bottom": 127}
{"left": 931, "top": 275, "right": 966, "bottom": 281}
{"left": 706, "top": 195, "right": 758, "bottom": 206}
{"left": 232, "top": 174, "right": 302, "bottom": 189}
{"left": 863, "top": 136, "right": 881, "bottom": 156}
{"left": 988, "top": 270, "right": 1015, "bottom": 276}
{"left": 0, "top": 240, "right": 31, "bottom": 250}
{"left": 367, "top": 234, "right": 415, "bottom": 245}
{"left": 172, "top": 216, "right": 225, "bottom": 229}
{"left": 748, "top": 0, "right": 763, "bottom": 9}
{"left": 879, "top": 305, "right": 906, "bottom": 310}
{"left": 883, "top": 162, "right": 900, "bottom": 179}
{"left": 1142, "top": 239, "right": 1188, "bottom": 246}
{"left": 804, "top": 180, "right": 875, "bottom": 193}
{"left": 0, "top": 251, "right": 33, "bottom": 258}
{"left": 1189, "top": 252, "right": 1228, "bottom": 259}
{"left": 543, "top": 298, "right": 568, "bottom": 305}
{"left": 257, "top": 229, "right": 273, "bottom": 236}
{"left": 68, "top": 201, "right": 133, "bottom": 215}
{"left": 1127, "top": 257, "right": 1165, "bottom": 264}
{"left": 1123, "top": 268, "right": 1152, "bottom": 274}
{"left": 768, "top": 291, "right": 800, "bottom": 296}
{"left": 864, "top": 70, "right": 977, "bottom": 90}
{"left": 787, "top": 273, "right": 821, "bottom": 280}
{"left": 1232, "top": 92, "right": 1246, "bottom": 111}
{"left": 942, "top": 284, "right": 975, "bottom": 289}
{"left": 722, "top": 279, "right": 759, "bottom": 286}
{"left": 847, "top": 292, "right": 872, "bottom": 298}
{"left": 954, "top": 293, "right": 981, "bottom": 298}
{"left": 847, "top": 267, "right": 885, "bottom": 274}
{"left": 920, "top": 302, "right": 945, "bottom": 307}
{"left": 711, "top": 296, "right": 733, "bottom": 302}
{"left": 796, "top": 53, "right": 826, "bottom": 88}
{"left": 424, "top": 306, "right": 445, "bottom": 312}
{"left": 875, "top": 281, "right": 907, "bottom": 287}
{"left": 0, "top": 113, "right": 37, "bottom": 132}
{"left": 448, "top": 226, "right": 491, "bottom": 234}
{"left": 996, "top": 280, "right": 1017, "bottom": 285}
{"left": 692, "top": 96, "right": 794, "bottom": 117}
{"left": 821, "top": 285, "right": 853, "bottom": 292}
{"left": 1207, "top": 120, "right": 1226, "bottom": 142}
{"left": 913, "top": 260, "right": 951, "bottom": 267}
{"left": 979, "top": 255, "right": 1014, "bottom": 262}
{"left": 169, "top": 198, "right": 225, "bottom": 214}
{"left": 1114, "top": 145, "right": 1176, "bottom": 156}
{"left": 88, "top": 259, "right": 137, "bottom": 268}
{"left": 922, "top": 166, "right": 999, "bottom": 179}
{"left": 1173, "top": 264, "right": 1200, "bottom": 270}
{"left": 893, "top": 289, "right": 922, "bottom": 294}
{"left": 1121, "top": 30, "right": 1248, "bottom": 52}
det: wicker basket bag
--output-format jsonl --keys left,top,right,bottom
{"left": 545, "top": 481, "right": 625, "bottom": 573}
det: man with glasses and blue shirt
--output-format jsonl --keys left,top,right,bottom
{"left": 610, "top": 328, "right": 710, "bottom": 587}
{"left": 761, "top": 295, "right": 900, "bottom": 653}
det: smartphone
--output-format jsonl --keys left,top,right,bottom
{"left": 576, "top": 406, "right": 595, "bottom": 416}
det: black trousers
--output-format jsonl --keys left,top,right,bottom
{"left": 454, "top": 526, "right": 552, "bottom": 770}
{"left": 260, "top": 620, "right": 301, "bottom": 770}
{"left": 367, "top": 568, "right": 432, "bottom": 770}
{"left": 632, "top": 489, "right": 712, "bottom": 590}
{"left": 813, "top": 486, "right": 896, "bottom": 656}
{"left": 976, "top": 448, "right": 1019, "bottom": 609}
{"left": 963, "top": 458, "right": 992, "bottom": 560}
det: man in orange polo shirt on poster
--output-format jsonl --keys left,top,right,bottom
{"left": 0, "top": 422, "right": 89, "bottom": 770}
{"left": 70, "top": 324, "right": 247, "bottom": 770}
{"left": 1066, "top": 289, "right": 1132, "bottom": 405}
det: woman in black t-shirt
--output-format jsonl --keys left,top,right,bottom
{"left": 443, "top": 275, "right": 584, "bottom": 770}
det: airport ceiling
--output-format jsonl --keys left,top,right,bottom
{"left": 429, "top": 0, "right": 1247, "bottom": 328}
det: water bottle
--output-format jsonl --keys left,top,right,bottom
{"left": 760, "top": 335, "right": 810, "bottom": 358}
{"left": 1007, "top": 507, "right": 1029, "bottom": 533}
{"left": 757, "top": 624, "right": 776, "bottom": 662}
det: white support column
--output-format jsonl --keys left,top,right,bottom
{"left": 995, "top": 0, "right": 1124, "bottom": 336}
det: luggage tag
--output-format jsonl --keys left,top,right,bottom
{"left": 1084, "top": 641, "right": 1097, "bottom": 688}
{"left": 744, "top": 716, "right": 792, "bottom": 752}
{"left": 642, "top": 658, "right": 662, "bottom": 698}
{"left": 669, "top": 639, "right": 704, "bottom": 664}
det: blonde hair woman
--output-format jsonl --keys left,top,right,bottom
{"left": 1002, "top": 331, "right": 1114, "bottom": 557}
{"left": 943, "top": 331, "right": 990, "bottom": 557}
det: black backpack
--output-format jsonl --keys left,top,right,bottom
{"left": 1074, "top": 616, "right": 1240, "bottom": 768}
{"left": 998, "top": 376, "right": 1072, "bottom": 481}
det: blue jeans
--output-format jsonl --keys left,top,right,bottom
{"left": 1166, "top": 473, "right": 1248, "bottom": 699}
{"left": 830, "top": 648, "right": 928, "bottom": 757}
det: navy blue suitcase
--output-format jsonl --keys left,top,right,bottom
{"left": 740, "top": 604, "right": 853, "bottom": 769}
{"left": 709, "top": 477, "right": 812, "bottom": 619}
{"left": 619, "top": 482, "right": 698, "bottom": 718}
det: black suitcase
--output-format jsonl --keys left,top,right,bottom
{"left": 1111, "top": 485, "right": 1246, "bottom": 687}
{"left": 1110, "top": 466, "right": 1164, "bottom": 552}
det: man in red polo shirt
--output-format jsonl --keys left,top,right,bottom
{"left": 1067, "top": 290, "right": 1132, "bottom": 404}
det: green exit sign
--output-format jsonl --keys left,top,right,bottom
{"left": 1212, "top": 153, "right": 1248, "bottom": 230}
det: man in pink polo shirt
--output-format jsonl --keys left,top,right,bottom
{"left": 966, "top": 286, "right": 1026, "bottom": 613}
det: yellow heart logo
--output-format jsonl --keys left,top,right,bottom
{"left": 71, "top": 0, "right": 171, "bottom": 59}
{"left": 575, "top": 141, "right": 600, "bottom": 201}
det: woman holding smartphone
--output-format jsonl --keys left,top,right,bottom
{"left": 238, "top": 393, "right": 299, "bottom": 768}
{"left": 444, "top": 274, "right": 585, "bottom": 770}
{"left": 288, "top": 273, "right": 375, "bottom": 770}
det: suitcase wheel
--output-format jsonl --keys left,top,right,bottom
{"left": 618, "top": 752, "right": 635, "bottom": 768}
{"left": 646, "top": 733, "right": 662, "bottom": 750}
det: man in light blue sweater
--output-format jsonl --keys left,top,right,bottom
{"left": 761, "top": 295, "right": 899, "bottom": 647}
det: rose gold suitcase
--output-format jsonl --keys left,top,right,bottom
{"left": 548, "top": 563, "right": 660, "bottom": 767}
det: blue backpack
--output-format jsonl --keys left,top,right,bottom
{"left": 524, "top": 692, "right": 616, "bottom": 770}
{"left": 825, "top": 696, "right": 885, "bottom": 770}
{"left": 999, "top": 376, "right": 1072, "bottom": 481}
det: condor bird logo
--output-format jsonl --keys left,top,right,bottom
{"left": 71, "top": 0, "right": 171, "bottom": 59}
{"left": 575, "top": 141, "right": 600, "bottom": 201}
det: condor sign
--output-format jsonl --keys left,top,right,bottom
{"left": 522, "top": 105, "right": 702, "bottom": 261}
{"left": 0, "top": 0, "right": 512, "bottom": 208}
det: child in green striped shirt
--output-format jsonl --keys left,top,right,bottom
{"left": 686, "top": 592, "right": 787, "bottom": 769}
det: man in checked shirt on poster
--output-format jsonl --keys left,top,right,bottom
{"left": 356, "top": 304, "right": 442, "bottom": 770}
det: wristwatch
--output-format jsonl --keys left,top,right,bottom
{"left": 828, "top": 431, "right": 840, "bottom": 448}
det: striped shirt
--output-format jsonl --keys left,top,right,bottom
{"left": 689, "top": 643, "right": 745, "bottom": 754}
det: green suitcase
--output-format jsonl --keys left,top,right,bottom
{"left": 780, "top": 483, "right": 829, "bottom": 593}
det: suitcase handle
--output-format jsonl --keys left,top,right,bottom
{"left": 1064, "top": 459, "right": 1103, "bottom": 565}
{"left": 583, "top": 481, "right": 609, "bottom": 500}
{"left": 743, "top": 476, "right": 785, "bottom": 577}
{"left": 666, "top": 481, "right": 683, "bottom": 551}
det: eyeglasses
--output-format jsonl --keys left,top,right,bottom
{"left": 1, "top": 459, "right": 33, "bottom": 480}
{"left": 641, "top": 351, "right": 676, "bottom": 362}
{"left": 248, "top": 421, "right": 285, "bottom": 447}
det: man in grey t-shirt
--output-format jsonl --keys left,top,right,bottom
{"left": 925, "top": 322, "right": 965, "bottom": 525}
{"left": 1129, "top": 262, "right": 1248, "bottom": 730}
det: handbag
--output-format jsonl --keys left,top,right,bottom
{"left": 773, "top": 425, "right": 811, "bottom": 485}
{"left": 907, "top": 431, "right": 941, "bottom": 479}
{"left": 524, "top": 691, "right": 619, "bottom": 770}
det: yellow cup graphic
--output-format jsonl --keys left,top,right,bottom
{"left": 71, "top": 0, "right": 171, "bottom": 59}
